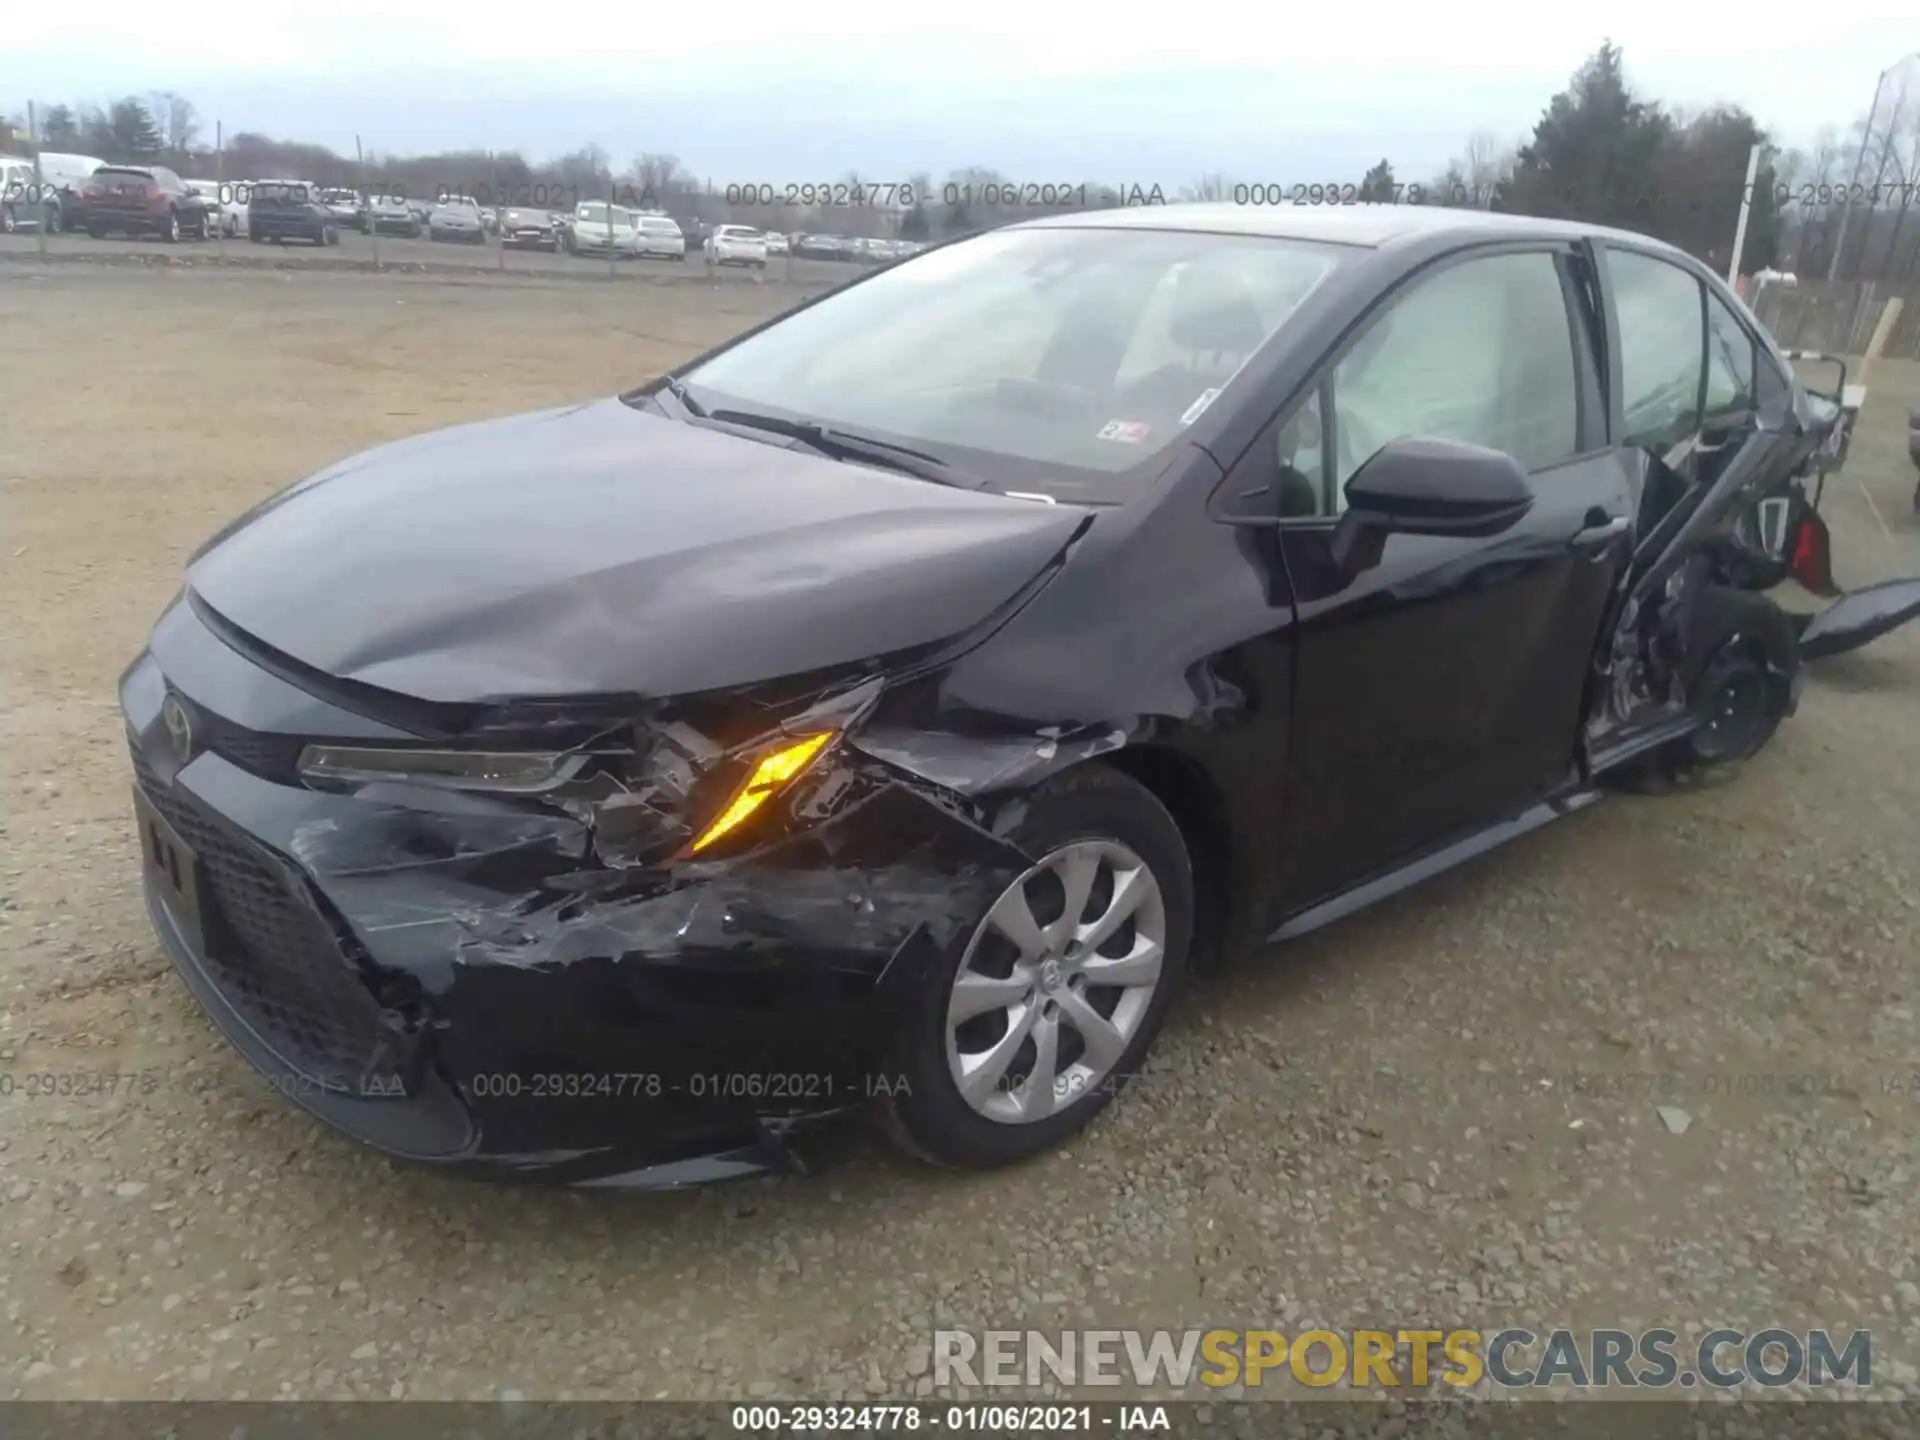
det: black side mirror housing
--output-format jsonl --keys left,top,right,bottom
{"left": 1329, "top": 437, "right": 1535, "bottom": 577}
{"left": 1342, "top": 437, "right": 1535, "bottom": 537}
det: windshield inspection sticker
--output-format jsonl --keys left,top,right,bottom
{"left": 1097, "top": 420, "right": 1153, "bottom": 444}
{"left": 1180, "top": 388, "right": 1222, "bottom": 427}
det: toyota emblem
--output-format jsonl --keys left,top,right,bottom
{"left": 161, "top": 694, "right": 194, "bottom": 765}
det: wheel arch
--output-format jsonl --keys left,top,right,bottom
{"left": 1096, "top": 745, "right": 1237, "bottom": 974}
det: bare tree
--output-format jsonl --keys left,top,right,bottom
{"left": 147, "top": 91, "right": 199, "bottom": 156}
{"left": 1460, "top": 130, "right": 1516, "bottom": 205}
{"left": 1793, "top": 125, "right": 1846, "bottom": 273}
{"left": 1877, "top": 98, "right": 1920, "bottom": 278}
{"left": 1181, "top": 172, "right": 1232, "bottom": 202}
{"left": 631, "top": 152, "right": 685, "bottom": 207}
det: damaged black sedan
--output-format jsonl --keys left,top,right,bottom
{"left": 123, "top": 204, "right": 1920, "bottom": 1187}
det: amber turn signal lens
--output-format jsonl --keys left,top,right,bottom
{"left": 687, "top": 732, "right": 835, "bottom": 855}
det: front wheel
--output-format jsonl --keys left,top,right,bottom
{"left": 881, "top": 766, "right": 1191, "bottom": 1169}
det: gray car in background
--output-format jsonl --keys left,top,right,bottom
{"left": 428, "top": 196, "right": 487, "bottom": 244}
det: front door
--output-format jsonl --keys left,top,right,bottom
{"left": 1251, "top": 244, "right": 1630, "bottom": 907}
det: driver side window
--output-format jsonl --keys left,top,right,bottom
{"left": 1323, "top": 251, "right": 1579, "bottom": 511}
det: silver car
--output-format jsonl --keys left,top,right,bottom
{"left": 428, "top": 197, "right": 487, "bottom": 244}
{"left": 565, "top": 202, "right": 643, "bottom": 258}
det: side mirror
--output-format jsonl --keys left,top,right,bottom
{"left": 1329, "top": 437, "right": 1534, "bottom": 578}
{"left": 1341, "top": 437, "right": 1534, "bottom": 538}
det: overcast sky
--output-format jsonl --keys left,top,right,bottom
{"left": 5, "top": 3, "right": 1915, "bottom": 182}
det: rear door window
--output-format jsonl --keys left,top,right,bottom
{"left": 1703, "top": 288, "right": 1756, "bottom": 421}
{"left": 1610, "top": 249, "right": 1706, "bottom": 448}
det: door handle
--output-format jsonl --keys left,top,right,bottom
{"left": 1570, "top": 515, "right": 1630, "bottom": 551}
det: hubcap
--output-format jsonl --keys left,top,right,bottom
{"left": 946, "top": 840, "right": 1166, "bottom": 1125}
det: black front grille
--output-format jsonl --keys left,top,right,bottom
{"left": 192, "top": 706, "right": 304, "bottom": 780}
{"left": 134, "top": 747, "right": 407, "bottom": 1091}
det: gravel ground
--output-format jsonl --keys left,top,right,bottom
{"left": 1, "top": 265, "right": 1917, "bottom": 1405}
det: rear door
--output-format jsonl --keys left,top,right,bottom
{"left": 1600, "top": 244, "right": 1813, "bottom": 609}
{"left": 1244, "top": 242, "right": 1630, "bottom": 905}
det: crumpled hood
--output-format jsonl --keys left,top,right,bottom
{"left": 187, "top": 399, "right": 1087, "bottom": 703}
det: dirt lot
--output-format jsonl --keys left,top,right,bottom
{"left": 1, "top": 264, "right": 1918, "bottom": 1405}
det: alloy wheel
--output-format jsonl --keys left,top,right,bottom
{"left": 946, "top": 840, "right": 1166, "bottom": 1125}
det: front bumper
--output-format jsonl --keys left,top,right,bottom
{"left": 121, "top": 599, "right": 1025, "bottom": 1186}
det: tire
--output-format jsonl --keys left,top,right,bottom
{"left": 881, "top": 765, "right": 1192, "bottom": 1169}
{"left": 1672, "top": 586, "right": 1798, "bottom": 772}
{"left": 325, "top": 227, "right": 339, "bottom": 247}
{"left": 163, "top": 210, "right": 181, "bottom": 243}
{"left": 1, "top": 208, "right": 14, "bottom": 234}
{"left": 46, "top": 201, "right": 63, "bottom": 234}
{"left": 88, "top": 225, "right": 106, "bottom": 239}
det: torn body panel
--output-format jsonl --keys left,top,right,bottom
{"left": 1797, "top": 580, "right": 1920, "bottom": 661}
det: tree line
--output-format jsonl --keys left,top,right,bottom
{"left": 6, "top": 43, "right": 1919, "bottom": 278}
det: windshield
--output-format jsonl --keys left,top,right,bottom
{"left": 640, "top": 217, "right": 679, "bottom": 232}
{"left": 679, "top": 226, "right": 1347, "bottom": 492}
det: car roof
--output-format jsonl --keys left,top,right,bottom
{"left": 1013, "top": 201, "right": 1695, "bottom": 259}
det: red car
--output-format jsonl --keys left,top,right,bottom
{"left": 75, "top": 165, "right": 212, "bottom": 242}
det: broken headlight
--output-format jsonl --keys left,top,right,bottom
{"left": 296, "top": 745, "right": 590, "bottom": 794}
{"left": 296, "top": 674, "right": 883, "bottom": 866}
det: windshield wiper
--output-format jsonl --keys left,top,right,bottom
{"left": 660, "top": 375, "right": 706, "bottom": 417}
{"left": 701, "top": 408, "right": 989, "bottom": 490}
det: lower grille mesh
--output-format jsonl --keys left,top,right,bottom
{"left": 134, "top": 748, "right": 405, "bottom": 1090}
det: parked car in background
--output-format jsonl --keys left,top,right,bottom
{"left": 564, "top": 201, "right": 643, "bottom": 258}
{"left": 635, "top": 213, "right": 687, "bottom": 260}
{"left": 184, "top": 180, "right": 247, "bottom": 237}
{"left": 24, "top": 151, "right": 107, "bottom": 232}
{"left": 428, "top": 196, "right": 487, "bottom": 244}
{"left": 73, "top": 165, "right": 212, "bottom": 242}
{"left": 705, "top": 223, "right": 769, "bottom": 267}
{"left": 318, "top": 188, "right": 367, "bottom": 231}
{"left": 408, "top": 199, "right": 433, "bottom": 227}
{"left": 763, "top": 231, "right": 790, "bottom": 256}
{"left": 246, "top": 181, "right": 338, "bottom": 246}
{"left": 793, "top": 232, "right": 856, "bottom": 261}
{"left": 368, "top": 194, "right": 422, "bottom": 238}
{"left": 500, "top": 206, "right": 559, "bottom": 251}
{"left": 1, "top": 155, "right": 53, "bottom": 233}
